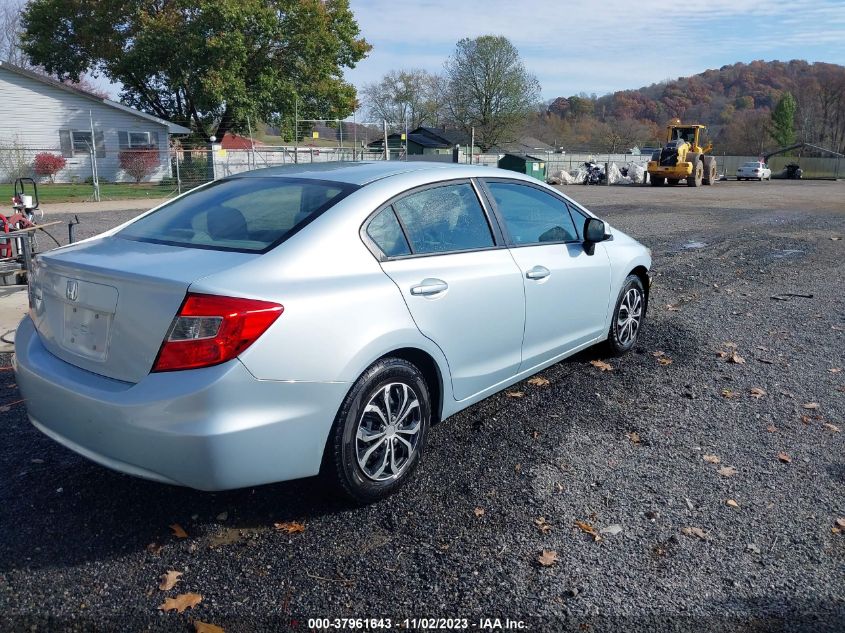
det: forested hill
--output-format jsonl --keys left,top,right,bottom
{"left": 545, "top": 60, "right": 845, "bottom": 154}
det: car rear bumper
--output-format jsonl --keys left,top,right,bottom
{"left": 13, "top": 316, "right": 349, "bottom": 490}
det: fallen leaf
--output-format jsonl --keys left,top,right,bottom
{"left": 823, "top": 423, "right": 841, "bottom": 433}
{"left": 728, "top": 352, "right": 746, "bottom": 364}
{"left": 194, "top": 622, "right": 226, "bottom": 633}
{"left": 803, "top": 402, "right": 820, "bottom": 410}
{"left": 273, "top": 521, "right": 306, "bottom": 534}
{"left": 531, "top": 430, "right": 540, "bottom": 440}
{"left": 681, "top": 526, "right": 709, "bottom": 540}
{"left": 657, "top": 357, "right": 673, "bottom": 366}
{"left": 554, "top": 482, "right": 564, "bottom": 494}
{"left": 527, "top": 376, "right": 550, "bottom": 387}
{"left": 717, "top": 466, "right": 738, "bottom": 477}
{"left": 766, "top": 425, "right": 778, "bottom": 433}
{"left": 831, "top": 236, "right": 843, "bottom": 241}
{"left": 169, "top": 524, "right": 188, "bottom": 539}
{"left": 703, "top": 454, "right": 720, "bottom": 464}
{"left": 726, "top": 499, "right": 739, "bottom": 509}
{"left": 599, "top": 524, "right": 623, "bottom": 536}
{"left": 837, "top": 518, "right": 845, "bottom": 529}
{"left": 652, "top": 350, "right": 665, "bottom": 357}
{"left": 208, "top": 528, "right": 244, "bottom": 548}
{"left": 828, "top": 368, "right": 842, "bottom": 373}
{"left": 721, "top": 388, "right": 738, "bottom": 399}
{"left": 666, "top": 304, "right": 681, "bottom": 312}
{"left": 716, "top": 350, "right": 729, "bottom": 359}
{"left": 158, "top": 593, "right": 202, "bottom": 614}
{"left": 146, "top": 542, "right": 163, "bottom": 556}
{"left": 589, "top": 359, "right": 613, "bottom": 372}
{"left": 801, "top": 414, "right": 813, "bottom": 425}
{"left": 473, "top": 507, "right": 485, "bottom": 518}
{"left": 749, "top": 387, "right": 766, "bottom": 399}
{"left": 626, "top": 431, "right": 641, "bottom": 444}
{"left": 537, "top": 550, "right": 558, "bottom": 566}
{"left": 506, "top": 391, "right": 525, "bottom": 398}
{"left": 159, "top": 571, "right": 183, "bottom": 591}
{"left": 216, "top": 512, "right": 228, "bottom": 522}
{"left": 574, "top": 520, "right": 602, "bottom": 541}
{"left": 515, "top": 463, "right": 522, "bottom": 473}
{"left": 533, "top": 517, "right": 552, "bottom": 534}
{"left": 723, "top": 342, "right": 738, "bottom": 349}
{"left": 777, "top": 452, "right": 792, "bottom": 463}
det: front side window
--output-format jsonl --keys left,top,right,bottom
{"left": 119, "top": 177, "right": 355, "bottom": 252}
{"left": 486, "top": 181, "right": 578, "bottom": 245}
{"left": 128, "top": 131, "right": 152, "bottom": 148}
{"left": 392, "top": 183, "right": 494, "bottom": 255}
{"left": 71, "top": 130, "right": 93, "bottom": 155}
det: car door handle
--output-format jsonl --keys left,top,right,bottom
{"left": 410, "top": 279, "right": 449, "bottom": 296}
{"left": 525, "top": 266, "right": 551, "bottom": 280}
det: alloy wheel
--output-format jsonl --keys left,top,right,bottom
{"left": 355, "top": 382, "right": 422, "bottom": 481}
{"left": 616, "top": 288, "right": 643, "bottom": 346}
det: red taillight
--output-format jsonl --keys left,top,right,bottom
{"left": 152, "top": 293, "right": 283, "bottom": 372}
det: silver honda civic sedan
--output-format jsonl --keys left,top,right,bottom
{"left": 14, "top": 162, "right": 651, "bottom": 502}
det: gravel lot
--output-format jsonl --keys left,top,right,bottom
{"left": 0, "top": 180, "right": 843, "bottom": 632}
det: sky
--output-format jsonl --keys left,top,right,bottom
{"left": 345, "top": 0, "right": 845, "bottom": 99}
{"left": 3, "top": 0, "right": 844, "bottom": 101}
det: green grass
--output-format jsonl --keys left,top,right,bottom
{"left": 0, "top": 182, "right": 174, "bottom": 204}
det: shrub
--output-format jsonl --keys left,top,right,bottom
{"left": 32, "top": 152, "right": 67, "bottom": 183}
{"left": 118, "top": 148, "right": 160, "bottom": 183}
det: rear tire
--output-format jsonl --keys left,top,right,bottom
{"left": 667, "top": 178, "right": 679, "bottom": 186}
{"left": 605, "top": 274, "right": 646, "bottom": 356}
{"left": 324, "top": 357, "right": 431, "bottom": 503}
{"left": 703, "top": 156, "right": 717, "bottom": 185}
{"left": 687, "top": 160, "right": 703, "bottom": 187}
{"left": 650, "top": 175, "right": 665, "bottom": 186}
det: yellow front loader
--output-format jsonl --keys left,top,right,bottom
{"left": 647, "top": 120, "right": 717, "bottom": 187}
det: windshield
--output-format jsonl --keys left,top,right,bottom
{"left": 119, "top": 177, "right": 357, "bottom": 253}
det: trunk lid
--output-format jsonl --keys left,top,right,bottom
{"left": 29, "top": 236, "right": 256, "bottom": 383}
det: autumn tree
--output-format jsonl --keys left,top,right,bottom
{"left": 770, "top": 92, "right": 797, "bottom": 148}
{"left": 362, "top": 70, "right": 444, "bottom": 131}
{"left": 21, "top": 0, "right": 371, "bottom": 140}
{"left": 443, "top": 36, "right": 540, "bottom": 151}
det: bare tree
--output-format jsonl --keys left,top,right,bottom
{"left": 362, "top": 70, "right": 442, "bottom": 131}
{"left": 0, "top": 0, "right": 32, "bottom": 68}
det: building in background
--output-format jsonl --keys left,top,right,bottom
{"left": 0, "top": 61, "right": 190, "bottom": 183}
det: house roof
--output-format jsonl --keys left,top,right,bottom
{"left": 221, "top": 132, "right": 265, "bottom": 150}
{"left": 0, "top": 61, "right": 191, "bottom": 134}
{"left": 413, "top": 126, "right": 472, "bottom": 146}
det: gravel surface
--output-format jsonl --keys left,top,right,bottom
{"left": 0, "top": 180, "right": 843, "bottom": 632}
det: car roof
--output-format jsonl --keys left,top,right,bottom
{"left": 230, "top": 161, "right": 493, "bottom": 186}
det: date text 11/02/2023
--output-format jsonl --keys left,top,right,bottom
{"left": 305, "top": 618, "right": 527, "bottom": 630}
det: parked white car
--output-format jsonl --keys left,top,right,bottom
{"left": 736, "top": 161, "right": 772, "bottom": 181}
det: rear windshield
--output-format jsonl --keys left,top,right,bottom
{"left": 119, "top": 177, "right": 357, "bottom": 252}
{"left": 742, "top": 162, "right": 761, "bottom": 168}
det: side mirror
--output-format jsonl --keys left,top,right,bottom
{"left": 584, "top": 218, "right": 607, "bottom": 243}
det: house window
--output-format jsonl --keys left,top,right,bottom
{"left": 71, "top": 130, "right": 93, "bottom": 155}
{"left": 128, "top": 131, "right": 152, "bottom": 148}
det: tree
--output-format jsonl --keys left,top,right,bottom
{"left": 32, "top": 152, "right": 66, "bottom": 183}
{"left": 770, "top": 92, "right": 797, "bottom": 148}
{"left": 443, "top": 36, "right": 540, "bottom": 151}
{"left": 0, "top": 0, "right": 34, "bottom": 68}
{"left": 119, "top": 149, "right": 160, "bottom": 183}
{"left": 21, "top": 0, "right": 371, "bottom": 140}
{"left": 362, "top": 70, "right": 443, "bottom": 130}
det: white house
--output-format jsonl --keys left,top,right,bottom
{"left": 0, "top": 61, "right": 190, "bottom": 183}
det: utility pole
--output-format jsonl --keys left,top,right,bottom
{"left": 383, "top": 119, "right": 389, "bottom": 161}
{"left": 294, "top": 97, "right": 299, "bottom": 164}
{"left": 470, "top": 127, "right": 475, "bottom": 164}
{"left": 353, "top": 110, "right": 357, "bottom": 161}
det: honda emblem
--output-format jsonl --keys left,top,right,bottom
{"left": 66, "top": 280, "right": 79, "bottom": 302}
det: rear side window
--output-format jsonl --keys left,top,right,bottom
{"left": 367, "top": 207, "right": 411, "bottom": 257}
{"left": 486, "top": 181, "right": 578, "bottom": 245}
{"left": 119, "top": 177, "right": 355, "bottom": 252}
{"left": 392, "top": 183, "right": 494, "bottom": 255}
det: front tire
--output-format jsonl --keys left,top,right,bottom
{"left": 325, "top": 357, "right": 431, "bottom": 503}
{"left": 605, "top": 275, "right": 646, "bottom": 356}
